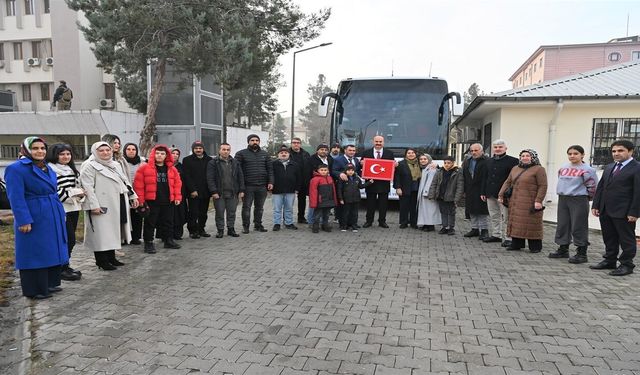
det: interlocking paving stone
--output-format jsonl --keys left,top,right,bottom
{"left": 2, "top": 202, "right": 640, "bottom": 375}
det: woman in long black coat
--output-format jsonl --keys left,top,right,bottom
{"left": 171, "top": 148, "right": 188, "bottom": 240}
{"left": 394, "top": 148, "right": 421, "bottom": 229}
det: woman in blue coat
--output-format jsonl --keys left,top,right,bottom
{"left": 5, "top": 137, "right": 68, "bottom": 299}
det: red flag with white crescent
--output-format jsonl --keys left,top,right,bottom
{"left": 361, "top": 158, "right": 395, "bottom": 181}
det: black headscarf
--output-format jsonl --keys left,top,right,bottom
{"left": 123, "top": 142, "right": 141, "bottom": 165}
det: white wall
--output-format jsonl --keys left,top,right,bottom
{"left": 100, "top": 110, "right": 145, "bottom": 146}
{"left": 226, "top": 127, "right": 269, "bottom": 156}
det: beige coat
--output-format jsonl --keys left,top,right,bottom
{"left": 80, "top": 160, "right": 136, "bottom": 252}
{"left": 499, "top": 165, "right": 547, "bottom": 240}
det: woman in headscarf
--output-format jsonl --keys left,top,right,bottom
{"left": 394, "top": 148, "right": 421, "bottom": 228}
{"left": 416, "top": 153, "right": 441, "bottom": 231}
{"left": 499, "top": 149, "right": 548, "bottom": 252}
{"left": 80, "top": 141, "right": 139, "bottom": 270}
{"left": 101, "top": 134, "right": 130, "bottom": 254}
{"left": 47, "top": 144, "right": 84, "bottom": 281}
{"left": 123, "top": 142, "right": 145, "bottom": 245}
{"left": 5, "top": 137, "right": 68, "bottom": 299}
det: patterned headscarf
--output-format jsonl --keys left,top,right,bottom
{"left": 519, "top": 149, "right": 540, "bottom": 168}
{"left": 20, "top": 136, "right": 47, "bottom": 160}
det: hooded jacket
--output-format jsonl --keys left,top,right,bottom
{"left": 182, "top": 142, "right": 212, "bottom": 196}
{"left": 133, "top": 145, "right": 182, "bottom": 204}
{"left": 309, "top": 171, "right": 337, "bottom": 209}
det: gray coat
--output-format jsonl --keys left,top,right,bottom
{"left": 417, "top": 167, "right": 441, "bottom": 225}
{"left": 427, "top": 167, "right": 464, "bottom": 203}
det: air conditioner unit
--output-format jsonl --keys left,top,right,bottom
{"left": 45, "top": 57, "right": 53, "bottom": 66}
{"left": 27, "top": 58, "right": 40, "bottom": 66}
{"left": 99, "top": 98, "right": 115, "bottom": 109}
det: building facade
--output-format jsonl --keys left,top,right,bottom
{"left": 510, "top": 36, "right": 640, "bottom": 89}
{"left": 0, "top": 0, "right": 133, "bottom": 112}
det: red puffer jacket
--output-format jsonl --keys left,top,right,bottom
{"left": 134, "top": 144, "right": 182, "bottom": 204}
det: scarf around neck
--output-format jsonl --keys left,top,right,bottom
{"left": 406, "top": 158, "right": 421, "bottom": 181}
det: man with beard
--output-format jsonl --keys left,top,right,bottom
{"left": 182, "top": 141, "right": 213, "bottom": 239}
{"left": 306, "top": 144, "right": 333, "bottom": 225}
{"left": 330, "top": 143, "right": 342, "bottom": 159}
{"left": 235, "top": 134, "right": 273, "bottom": 233}
{"left": 289, "top": 137, "right": 310, "bottom": 224}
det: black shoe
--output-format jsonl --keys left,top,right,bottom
{"left": 285, "top": 224, "right": 298, "bottom": 230}
{"left": 255, "top": 226, "right": 268, "bottom": 232}
{"left": 199, "top": 231, "right": 211, "bottom": 238}
{"left": 164, "top": 239, "right": 182, "bottom": 249}
{"left": 242, "top": 226, "right": 250, "bottom": 234}
{"left": 399, "top": 223, "right": 408, "bottom": 229}
{"left": 362, "top": 222, "right": 372, "bottom": 228}
{"left": 97, "top": 262, "right": 117, "bottom": 271}
{"left": 48, "top": 286, "right": 63, "bottom": 293}
{"left": 144, "top": 242, "right": 156, "bottom": 254}
{"left": 483, "top": 236, "right": 502, "bottom": 243}
{"left": 478, "top": 229, "right": 489, "bottom": 241}
{"left": 216, "top": 232, "right": 224, "bottom": 238}
{"left": 68, "top": 267, "right": 82, "bottom": 277}
{"left": 501, "top": 240, "right": 512, "bottom": 248}
{"left": 464, "top": 229, "right": 480, "bottom": 237}
{"left": 506, "top": 246, "right": 522, "bottom": 251}
{"left": 529, "top": 249, "right": 541, "bottom": 253}
{"left": 548, "top": 245, "right": 570, "bottom": 258}
{"left": 28, "top": 294, "right": 52, "bottom": 300}
{"left": 568, "top": 246, "right": 588, "bottom": 264}
{"left": 379, "top": 223, "right": 389, "bottom": 228}
{"left": 298, "top": 218, "right": 308, "bottom": 224}
{"left": 61, "top": 268, "right": 81, "bottom": 281}
{"left": 189, "top": 233, "right": 201, "bottom": 239}
{"left": 590, "top": 261, "right": 617, "bottom": 270}
{"left": 228, "top": 230, "right": 240, "bottom": 237}
{"left": 447, "top": 228, "right": 456, "bottom": 235}
{"left": 438, "top": 228, "right": 449, "bottom": 234}
{"left": 130, "top": 239, "right": 142, "bottom": 245}
{"left": 411, "top": 225, "right": 419, "bottom": 229}
{"left": 312, "top": 224, "right": 320, "bottom": 233}
{"left": 321, "top": 224, "right": 332, "bottom": 232}
{"left": 352, "top": 224, "right": 361, "bottom": 230}
{"left": 173, "top": 236, "right": 183, "bottom": 241}
{"left": 107, "top": 251, "right": 125, "bottom": 266}
{"left": 609, "top": 265, "right": 634, "bottom": 276}
{"left": 273, "top": 224, "right": 281, "bottom": 231}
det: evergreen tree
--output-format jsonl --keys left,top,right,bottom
{"left": 66, "top": 0, "right": 330, "bottom": 154}
{"left": 267, "top": 113, "right": 288, "bottom": 155}
{"left": 463, "top": 83, "right": 483, "bottom": 111}
{"left": 297, "top": 74, "right": 333, "bottom": 147}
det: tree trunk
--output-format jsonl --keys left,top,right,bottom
{"left": 140, "top": 57, "right": 167, "bottom": 156}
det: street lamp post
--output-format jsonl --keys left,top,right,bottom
{"left": 290, "top": 42, "right": 332, "bottom": 140}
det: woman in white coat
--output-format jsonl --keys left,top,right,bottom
{"left": 416, "top": 153, "right": 441, "bottom": 231}
{"left": 80, "top": 141, "right": 139, "bottom": 270}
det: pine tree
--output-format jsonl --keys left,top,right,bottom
{"left": 463, "top": 83, "right": 483, "bottom": 111}
{"left": 297, "top": 74, "right": 334, "bottom": 147}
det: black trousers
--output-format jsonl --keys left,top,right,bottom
{"left": 65, "top": 211, "right": 79, "bottom": 268}
{"left": 130, "top": 208, "right": 143, "bottom": 241}
{"left": 341, "top": 202, "right": 359, "bottom": 228}
{"left": 144, "top": 202, "right": 174, "bottom": 242}
{"left": 365, "top": 192, "right": 389, "bottom": 224}
{"left": 187, "top": 195, "right": 210, "bottom": 234}
{"left": 297, "top": 191, "right": 307, "bottom": 221}
{"left": 19, "top": 266, "right": 61, "bottom": 297}
{"left": 399, "top": 190, "right": 419, "bottom": 227}
{"left": 511, "top": 237, "right": 542, "bottom": 251}
{"left": 242, "top": 185, "right": 268, "bottom": 228}
{"left": 599, "top": 214, "right": 637, "bottom": 267}
{"left": 174, "top": 201, "right": 187, "bottom": 238}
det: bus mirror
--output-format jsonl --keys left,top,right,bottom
{"left": 452, "top": 92, "right": 464, "bottom": 116}
{"left": 318, "top": 98, "right": 330, "bottom": 117}
{"left": 319, "top": 92, "right": 342, "bottom": 118}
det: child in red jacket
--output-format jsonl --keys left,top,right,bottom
{"left": 134, "top": 145, "right": 182, "bottom": 253}
{"left": 308, "top": 164, "right": 337, "bottom": 233}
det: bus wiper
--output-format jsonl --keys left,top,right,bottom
{"left": 358, "top": 119, "right": 377, "bottom": 143}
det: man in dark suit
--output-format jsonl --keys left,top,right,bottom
{"left": 591, "top": 139, "right": 640, "bottom": 276}
{"left": 289, "top": 137, "right": 311, "bottom": 224}
{"left": 361, "top": 135, "right": 395, "bottom": 228}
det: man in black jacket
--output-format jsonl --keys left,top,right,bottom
{"left": 206, "top": 143, "right": 245, "bottom": 238}
{"left": 182, "top": 141, "right": 213, "bottom": 239}
{"left": 289, "top": 137, "right": 310, "bottom": 223}
{"left": 462, "top": 143, "right": 490, "bottom": 240}
{"left": 480, "top": 139, "right": 519, "bottom": 245}
{"left": 591, "top": 140, "right": 640, "bottom": 276}
{"left": 235, "top": 134, "right": 273, "bottom": 233}
{"left": 271, "top": 145, "right": 302, "bottom": 231}
{"left": 361, "top": 135, "right": 395, "bottom": 228}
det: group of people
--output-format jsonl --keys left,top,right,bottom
{"left": 5, "top": 133, "right": 638, "bottom": 299}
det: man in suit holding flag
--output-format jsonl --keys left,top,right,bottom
{"left": 591, "top": 139, "right": 640, "bottom": 276}
{"left": 361, "top": 135, "right": 395, "bottom": 228}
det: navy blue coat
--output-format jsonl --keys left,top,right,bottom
{"left": 5, "top": 158, "right": 68, "bottom": 270}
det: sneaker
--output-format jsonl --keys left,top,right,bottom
{"left": 447, "top": 228, "right": 456, "bottom": 235}
{"left": 438, "top": 228, "right": 448, "bottom": 234}
{"left": 285, "top": 224, "right": 298, "bottom": 230}
{"left": 340, "top": 227, "right": 347, "bottom": 232}
{"left": 352, "top": 229, "right": 358, "bottom": 233}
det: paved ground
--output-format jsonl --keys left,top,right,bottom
{"left": 1, "top": 201, "right": 640, "bottom": 375}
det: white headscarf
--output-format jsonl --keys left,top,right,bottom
{"left": 89, "top": 141, "right": 131, "bottom": 192}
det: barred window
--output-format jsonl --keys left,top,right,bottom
{"left": 591, "top": 118, "right": 640, "bottom": 165}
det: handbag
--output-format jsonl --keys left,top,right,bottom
{"left": 502, "top": 169, "right": 527, "bottom": 207}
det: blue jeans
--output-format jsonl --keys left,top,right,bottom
{"left": 272, "top": 193, "right": 295, "bottom": 225}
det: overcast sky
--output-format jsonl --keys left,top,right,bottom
{"left": 276, "top": 0, "right": 640, "bottom": 117}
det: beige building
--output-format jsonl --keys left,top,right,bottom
{"left": 453, "top": 61, "right": 640, "bottom": 204}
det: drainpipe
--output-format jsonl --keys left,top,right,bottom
{"left": 545, "top": 99, "right": 564, "bottom": 202}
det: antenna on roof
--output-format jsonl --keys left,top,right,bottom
{"left": 627, "top": 13, "right": 630, "bottom": 37}
{"left": 428, "top": 62, "right": 433, "bottom": 78}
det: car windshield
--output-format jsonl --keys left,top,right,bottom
{"left": 336, "top": 79, "right": 449, "bottom": 158}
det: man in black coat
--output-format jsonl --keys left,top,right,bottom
{"left": 235, "top": 134, "right": 274, "bottom": 233}
{"left": 271, "top": 145, "right": 302, "bottom": 231}
{"left": 361, "top": 135, "right": 395, "bottom": 228}
{"left": 462, "top": 143, "right": 490, "bottom": 240}
{"left": 305, "top": 144, "right": 333, "bottom": 225}
{"left": 182, "top": 141, "right": 213, "bottom": 238}
{"left": 289, "top": 137, "right": 311, "bottom": 224}
{"left": 591, "top": 139, "right": 640, "bottom": 276}
{"left": 480, "top": 139, "right": 519, "bottom": 246}
{"left": 206, "top": 143, "right": 245, "bottom": 238}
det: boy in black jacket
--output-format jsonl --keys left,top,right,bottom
{"left": 337, "top": 164, "right": 370, "bottom": 232}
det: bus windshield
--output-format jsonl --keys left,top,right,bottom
{"left": 335, "top": 79, "right": 450, "bottom": 159}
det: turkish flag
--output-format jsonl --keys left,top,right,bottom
{"left": 361, "top": 158, "right": 395, "bottom": 181}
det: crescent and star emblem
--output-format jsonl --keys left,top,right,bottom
{"left": 369, "top": 164, "right": 385, "bottom": 174}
